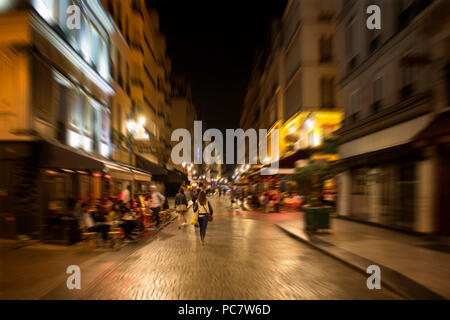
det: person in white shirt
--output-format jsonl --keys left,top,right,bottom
{"left": 121, "top": 185, "right": 131, "bottom": 205}
{"left": 150, "top": 185, "right": 165, "bottom": 227}
{"left": 80, "top": 203, "right": 109, "bottom": 244}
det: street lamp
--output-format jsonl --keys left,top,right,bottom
{"left": 126, "top": 119, "right": 136, "bottom": 134}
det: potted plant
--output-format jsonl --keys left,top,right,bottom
{"left": 292, "top": 161, "right": 337, "bottom": 231}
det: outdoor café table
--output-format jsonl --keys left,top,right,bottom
{"left": 121, "top": 216, "right": 136, "bottom": 221}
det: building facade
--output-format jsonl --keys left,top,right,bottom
{"left": 240, "top": 0, "right": 343, "bottom": 190}
{"left": 102, "top": 0, "right": 174, "bottom": 181}
{"left": 0, "top": 0, "right": 178, "bottom": 240}
{"left": 0, "top": 0, "right": 116, "bottom": 240}
{"left": 336, "top": 0, "right": 450, "bottom": 235}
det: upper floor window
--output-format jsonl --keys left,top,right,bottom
{"left": 346, "top": 18, "right": 358, "bottom": 71}
{"left": 400, "top": 54, "right": 416, "bottom": 99}
{"left": 320, "top": 36, "right": 333, "bottom": 63}
{"left": 350, "top": 89, "right": 361, "bottom": 123}
{"left": 320, "top": 77, "right": 335, "bottom": 109}
{"left": 372, "top": 77, "right": 383, "bottom": 114}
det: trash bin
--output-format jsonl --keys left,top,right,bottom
{"left": 304, "top": 206, "right": 331, "bottom": 231}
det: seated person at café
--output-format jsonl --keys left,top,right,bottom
{"left": 93, "top": 202, "right": 108, "bottom": 223}
{"left": 107, "top": 204, "right": 137, "bottom": 242}
{"left": 80, "top": 203, "right": 110, "bottom": 244}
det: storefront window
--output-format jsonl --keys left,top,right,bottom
{"left": 33, "top": 0, "right": 56, "bottom": 24}
{"left": 90, "top": 26, "right": 100, "bottom": 68}
{"left": 80, "top": 14, "right": 91, "bottom": 63}
{"left": 351, "top": 168, "right": 368, "bottom": 195}
{"left": 47, "top": 174, "right": 66, "bottom": 215}
{"left": 58, "top": 0, "right": 70, "bottom": 33}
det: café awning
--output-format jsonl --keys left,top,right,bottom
{"left": 135, "top": 154, "right": 167, "bottom": 175}
{"left": 132, "top": 169, "right": 152, "bottom": 182}
{"left": 102, "top": 161, "right": 133, "bottom": 181}
{"left": 39, "top": 141, "right": 104, "bottom": 171}
{"left": 412, "top": 110, "right": 450, "bottom": 147}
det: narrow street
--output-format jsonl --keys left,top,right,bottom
{"left": 79, "top": 197, "right": 399, "bottom": 300}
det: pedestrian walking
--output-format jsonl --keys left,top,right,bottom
{"left": 175, "top": 188, "right": 188, "bottom": 229}
{"left": 193, "top": 190, "right": 213, "bottom": 245}
{"left": 149, "top": 185, "right": 165, "bottom": 228}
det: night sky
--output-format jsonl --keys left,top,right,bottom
{"left": 148, "top": 0, "right": 287, "bottom": 132}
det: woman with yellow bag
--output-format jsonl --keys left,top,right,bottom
{"left": 191, "top": 191, "right": 213, "bottom": 245}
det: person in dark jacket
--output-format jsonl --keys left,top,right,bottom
{"left": 175, "top": 188, "right": 188, "bottom": 229}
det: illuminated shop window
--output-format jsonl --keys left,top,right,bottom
{"left": 32, "top": 0, "right": 56, "bottom": 24}
{"left": 80, "top": 15, "right": 91, "bottom": 63}
{"left": 98, "top": 39, "right": 109, "bottom": 80}
{"left": 58, "top": 0, "right": 70, "bottom": 33}
{"left": 91, "top": 27, "right": 100, "bottom": 68}
{"left": 0, "top": 0, "right": 15, "bottom": 12}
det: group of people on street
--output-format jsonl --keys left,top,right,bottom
{"left": 73, "top": 181, "right": 216, "bottom": 248}
{"left": 174, "top": 183, "right": 214, "bottom": 245}
{"left": 227, "top": 186, "right": 305, "bottom": 213}
{"left": 71, "top": 184, "right": 168, "bottom": 247}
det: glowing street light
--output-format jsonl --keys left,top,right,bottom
{"left": 126, "top": 119, "right": 136, "bottom": 133}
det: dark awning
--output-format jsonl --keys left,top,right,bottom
{"left": 273, "top": 148, "right": 313, "bottom": 169}
{"left": 39, "top": 141, "right": 104, "bottom": 171}
{"left": 165, "top": 168, "right": 186, "bottom": 184}
{"left": 412, "top": 111, "right": 450, "bottom": 147}
{"left": 335, "top": 143, "right": 422, "bottom": 169}
{"left": 135, "top": 154, "right": 167, "bottom": 175}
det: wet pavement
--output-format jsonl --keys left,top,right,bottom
{"left": 81, "top": 196, "right": 399, "bottom": 300}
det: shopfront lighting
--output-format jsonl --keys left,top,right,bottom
{"left": 60, "top": 169, "right": 75, "bottom": 174}
{"left": 0, "top": 0, "right": 14, "bottom": 12}
{"left": 305, "top": 118, "right": 315, "bottom": 131}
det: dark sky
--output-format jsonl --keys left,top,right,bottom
{"left": 148, "top": 0, "right": 287, "bottom": 131}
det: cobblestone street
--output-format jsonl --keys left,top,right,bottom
{"left": 80, "top": 197, "right": 399, "bottom": 300}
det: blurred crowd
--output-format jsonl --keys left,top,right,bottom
{"left": 67, "top": 185, "right": 170, "bottom": 247}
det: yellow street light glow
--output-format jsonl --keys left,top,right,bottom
{"left": 305, "top": 118, "right": 315, "bottom": 131}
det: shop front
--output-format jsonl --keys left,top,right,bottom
{"left": 38, "top": 141, "right": 105, "bottom": 244}
{"left": 132, "top": 169, "right": 152, "bottom": 199}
